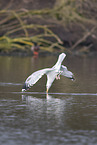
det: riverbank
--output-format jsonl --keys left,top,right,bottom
{"left": 0, "top": 49, "right": 97, "bottom": 57}
{"left": 0, "top": 0, "right": 97, "bottom": 56}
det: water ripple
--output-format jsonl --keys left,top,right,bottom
{"left": 0, "top": 82, "right": 22, "bottom": 86}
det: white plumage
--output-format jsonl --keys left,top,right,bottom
{"left": 22, "top": 53, "right": 74, "bottom": 93}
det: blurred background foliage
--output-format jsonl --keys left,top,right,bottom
{"left": 0, "top": 0, "right": 97, "bottom": 55}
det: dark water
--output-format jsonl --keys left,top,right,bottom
{"left": 0, "top": 55, "right": 97, "bottom": 145}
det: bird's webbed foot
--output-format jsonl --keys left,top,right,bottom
{"left": 56, "top": 75, "right": 60, "bottom": 80}
{"left": 56, "top": 71, "right": 63, "bottom": 80}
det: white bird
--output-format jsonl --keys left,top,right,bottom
{"left": 22, "top": 53, "right": 75, "bottom": 93}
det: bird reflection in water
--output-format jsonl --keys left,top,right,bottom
{"left": 22, "top": 94, "right": 67, "bottom": 123}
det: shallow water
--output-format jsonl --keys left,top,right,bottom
{"left": 0, "top": 55, "right": 97, "bottom": 145}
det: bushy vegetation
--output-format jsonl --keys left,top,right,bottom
{"left": 0, "top": 0, "right": 97, "bottom": 55}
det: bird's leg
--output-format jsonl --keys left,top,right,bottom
{"left": 46, "top": 88, "right": 48, "bottom": 94}
{"left": 56, "top": 75, "right": 59, "bottom": 80}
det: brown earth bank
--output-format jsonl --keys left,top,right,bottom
{"left": 0, "top": 0, "right": 97, "bottom": 56}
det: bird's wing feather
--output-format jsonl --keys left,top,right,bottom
{"left": 52, "top": 53, "right": 66, "bottom": 69}
{"left": 22, "top": 68, "right": 51, "bottom": 91}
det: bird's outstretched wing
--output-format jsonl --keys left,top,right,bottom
{"left": 60, "top": 65, "right": 74, "bottom": 80}
{"left": 52, "top": 53, "right": 66, "bottom": 69}
{"left": 22, "top": 68, "right": 51, "bottom": 92}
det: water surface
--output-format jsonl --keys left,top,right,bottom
{"left": 0, "top": 55, "right": 97, "bottom": 145}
